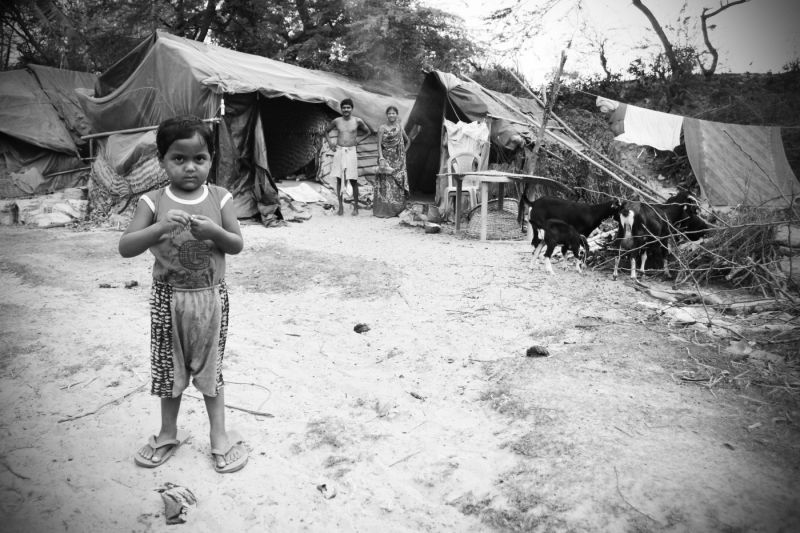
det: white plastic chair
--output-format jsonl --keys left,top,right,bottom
{"left": 444, "top": 151, "right": 481, "bottom": 218}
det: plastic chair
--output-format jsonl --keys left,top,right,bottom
{"left": 444, "top": 151, "right": 481, "bottom": 218}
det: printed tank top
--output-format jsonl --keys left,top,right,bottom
{"left": 140, "top": 184, "right": 232, "bottom": 289}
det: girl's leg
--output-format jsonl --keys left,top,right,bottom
{"left": 204, "top": 390, "right": 245, "bottom": 468}
{"left": 137, "top": 395, "right": 182, "bottom": 462}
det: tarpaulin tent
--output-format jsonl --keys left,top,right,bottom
{"left": 596, "top": 98, "right": 800, "bottom": 209}
{"left": 77, "top": 31, "right": 412, "bottom": 218}
{"left": 0, "top": 65, "right": 96, "bottom": 197}
{"left": 405, "top": 70, "right": 584, "bottom": 203}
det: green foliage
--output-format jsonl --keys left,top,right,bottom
{"left": 334, "top": 0, "right": 479, "bottom": 89}
{"left": 783, "top": 58, "right": 800, "bottom": 73}
{"left": 627, "top": 44, "right": 698, "bottom": 81}
{"left": 468, "top": 64, "right": 531, "bottom": 98}
{"left": 0, "top": 0, "right": 479, "bottom": 91}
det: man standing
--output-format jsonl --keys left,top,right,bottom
{"left": 326, "top": 98, "right": 372, "bottom": 215}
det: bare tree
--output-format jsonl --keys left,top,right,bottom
{"left": 632, "top": 0, "right": 682, "bottom": 77}
{"left": 633, "top": 0, "right": 749, "bottom": 79}
{"left": 698, "top": 0, "right": 749, "bottom": 77}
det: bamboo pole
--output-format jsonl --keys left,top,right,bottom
{"left": 507, "top": 69, "right": 662, "bottom": 202}
{"left": 529, "top": 50, "right": 567, "bottom": 175}
{"left": 515, "top": 51, "right": 568, "bottom": 226}
{"left": 80, "top": 118, "right": 221, "bottom": 140}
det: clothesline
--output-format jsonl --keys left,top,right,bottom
{"left": 569, "top": 86, "right": 800, "bottom": 128}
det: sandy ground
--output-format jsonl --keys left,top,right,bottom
{"left": 1, "top": 205, "right": 799, "bottom": 532}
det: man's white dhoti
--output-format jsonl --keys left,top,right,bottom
{"left": 331, "top": 146, "right": 358, "bottom": 196}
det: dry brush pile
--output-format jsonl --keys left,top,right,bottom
{"left": 670, "top": 207, "right": 799, "bottom": 301}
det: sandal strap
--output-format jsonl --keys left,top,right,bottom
{"left": 210, "top": 431, "right": 243, "bottom": 456}
{"left": 148, "top": 435, "right": 180, "bottom": 450}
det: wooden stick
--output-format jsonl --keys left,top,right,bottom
{"left": 389, "top": 450, "right": 421, "bottom": 467}
{"left": 58, "top": 382, "right": 148, "bottom": 423}
{"left": 614, "top": 466, "right": 662, "bottom": 525}
{"left": 184, "top": 393, "right": 274, "bottom": 418}
{"left": 529, "top": 50, "right": 568, "bottom": 175}
{"left": 0, "top": 460, "right": 30, "bottom": 480}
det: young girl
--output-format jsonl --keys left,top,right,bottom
{"left": 119, "top": 115, "right": 248, "bottom": 473}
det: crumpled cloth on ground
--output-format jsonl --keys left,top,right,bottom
{"left": 157, "top": 483, "right": 197, "bottom": 524}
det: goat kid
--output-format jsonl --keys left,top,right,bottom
{"left": 521, "top": 196, "right": 621, "bottom": 263}
{"left": 612, "top": 190, "right": 701, "bottom": 280}
{"left": 533, "top": 219, "right": 590, "bottom": 275}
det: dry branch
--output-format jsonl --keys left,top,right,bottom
{"left": 58, "top": 382, "right": 148, "bottom": 423}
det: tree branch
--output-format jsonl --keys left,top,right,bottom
{"left": 699, "top": 0, "right": 749, "bottom": 77}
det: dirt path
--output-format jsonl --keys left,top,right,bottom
{"left": 1, "top": 207, "right": 798, "bottom": 532}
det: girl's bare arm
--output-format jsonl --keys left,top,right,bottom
{"left": 119, "top": 202, "right": 189, "bottom": 258}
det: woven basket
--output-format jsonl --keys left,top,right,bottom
{"left": 464, "top": 198, "right": 527, "bottom": 241}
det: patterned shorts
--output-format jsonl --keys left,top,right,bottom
{"left": 150, "top": 280, "right": 229, "bottom": 398}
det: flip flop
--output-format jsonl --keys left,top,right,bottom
{"left": 134, "top": 430, "right": 190, "bottom": 468}
{"left": 211, "top": 430, "right": 249, "bottom": 474}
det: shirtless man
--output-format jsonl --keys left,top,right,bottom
{"left": 326, "top": 98, "right": 371, "bottom": 215}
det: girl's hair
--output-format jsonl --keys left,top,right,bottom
{"left": 156, "top": 115, "right": 214, "bottom": 158}
{"left": 340, "top": 98, "right": 354, "bottom": 108}
{"left": 385, "top": 105, "right": 399, "bottom": 115}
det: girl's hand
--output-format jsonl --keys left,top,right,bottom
{"left": 188, "top": 214, "right": 219, "bottom": 240}
{"left": 162, "top": 209, "right": 192, "bottom": 233}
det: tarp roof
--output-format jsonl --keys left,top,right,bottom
{"left": 79, "top": 30, "right": 411, "bottom": 133}
{"left": 420, "top": 71, "right": 583, "bottom": 152}
{"left": 0, "top": 66, "right": 96, "bottom": 154}
{"left": 405, "top": 70, "right": 586, "bottom": 197}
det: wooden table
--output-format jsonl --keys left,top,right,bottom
{"left": 438, "top": 171, "right": 572, "bottom": 241}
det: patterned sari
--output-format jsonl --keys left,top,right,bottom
{"left": 373, "top": 123, "right": 409, "bottom": 218}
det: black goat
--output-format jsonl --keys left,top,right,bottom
{"left": 520, "top": 196, "right": 621, "bottom": 264}
{"left": 613, "top": 189, "right": 704, "bottom": 280}
{"left": 538, "top": 219, "right": 590, "bottom": 275}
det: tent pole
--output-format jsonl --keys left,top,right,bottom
{"left": 80, "top": 118, "right": 221, "bottom": 141}
{"left": 529, "top": 50, "right": 567, "bottom": 176}
{"left": 515, "top": 50, "right": 567, "bottom": 226}
{"left": 508, "top": 70, "right": 662, "bottom": 202}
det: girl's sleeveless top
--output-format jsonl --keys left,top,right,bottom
{"left": 140, "top": 184, "right": 232, "bottom": 289}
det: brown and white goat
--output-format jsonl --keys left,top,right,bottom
{"left": 612, "top": 190, "right": 704, "bottom": 280}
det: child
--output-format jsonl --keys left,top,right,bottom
{"left": 119, "top": 115, "right": 248, "bottom": 473}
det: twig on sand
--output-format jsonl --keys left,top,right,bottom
{"left": 389, "top": 450, "right": 421, "bottom": 467}
{"left": 60, "top": 377, "right": 97, "bottom": 390}
{"left": 396, "top": 288, "right": 412, "bottom": 308}
{"left": 614, "top": 466, "right": 663, "bottom": 526}
{"left": 225, "top": 380, "right": 272, "bottom": 393}
{"left": 58, "top": 382, "right": 149, "bottom": 423}
{"left": 184, "top": 393, "right": 274, "bottom": 418}
{"left": 614, "top": 425, "right": 635, "bottom": 438}
{"left": 402, "top": 421, "right": 427, "bottom": 434}
{"left": 0, "top": 459, "right": 30, "bottom": 480}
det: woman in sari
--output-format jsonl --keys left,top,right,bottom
{"left": 373, "top": 106, "right": 410, "bottom": 218}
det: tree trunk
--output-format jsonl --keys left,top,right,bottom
{"left": 632, "top": 0, "right": 680, "bottom": 78}
{"left": 599, "top": 41, "right": 612, "bottom": 81}
{"left": 195, "top": 0, "right": 220, "bottom": 41}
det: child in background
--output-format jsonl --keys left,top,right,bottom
{"left": 119, "top": 115, "right": 248, "bottom": 473}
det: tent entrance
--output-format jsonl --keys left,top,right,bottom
{"left": 258, "top": 97, "right": 336, "bottom": 180}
